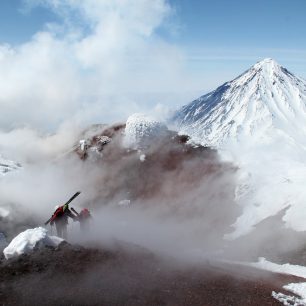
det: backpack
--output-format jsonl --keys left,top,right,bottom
{"left": 50, "top": 206, "right": 64, "bottom": 223}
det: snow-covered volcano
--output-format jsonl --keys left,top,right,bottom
{"left": 174, "top": 59, "right": 306, "bottom": 238}
{"left": 174, "top": 58, "right": 306, "bottom": 148}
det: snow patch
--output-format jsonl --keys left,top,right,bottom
{"left": 0, "top": 207, "right": 10, "bottom": 218}
{"left": 244, "top": 258, "right": 306, "bottom": 305}
{"left": 249, "top": 257, "right": 306, "bottom": 278}
{"left": 79, "top": 139, "right": 90, "bottom": 151}
{"left": 272, "top": 291, "right": 306, "bottom": 306}
{"left": 3, "top": 227, "right": 64, "bottom": 259}
{"left": 118, "top": 199, "right": 131, "bottom": 207}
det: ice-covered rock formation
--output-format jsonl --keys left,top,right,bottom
{"left": 124, "top": 113, "right": 168, "bottom": 149}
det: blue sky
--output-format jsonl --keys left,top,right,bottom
{"left": 1, "top": 0, "right": 305, "bottom": 81}
{"left": 166, "top": 0, "right": 306, "bottom": 82}
{"left": 168, "top": 0, "right": 306, "bottom": 48}
{"left": 0, "top": 0, "right": 58, "bottom": 44}
{"left": 0, "top": 0, "right": 306, "bottom": 131}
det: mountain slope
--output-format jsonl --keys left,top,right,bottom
{"left": 174, "top": 58, "right": 306, "bottom": 148}
{"left": 173, "top": 59, "right": 306, "bottom": 238}
{"left": 0, "top": 242, "right": 292, "bottom": 306}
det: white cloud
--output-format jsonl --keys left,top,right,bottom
{"left": 0, "top": 0, "right": 190, "bottom": 133}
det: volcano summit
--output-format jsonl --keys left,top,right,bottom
{"left": 174, "top": 58, "right": 306, "bottom": 148}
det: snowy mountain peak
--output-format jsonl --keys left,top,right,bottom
{"left": 174, "top": 59, "right": 306, "bottom": 147}
{"left": 254, "top": 58, "right": 280, "bottom": 70}
{"left": 232, "top": 58, "right": 293, "bottom": 91}
{"left": 250, "top": 58, "right": 282, "bottom": 79}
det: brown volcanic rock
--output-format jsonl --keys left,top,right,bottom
{"left": 0, "top": 242, "right": 299, "bottom": 306}
{"left": 74, "top": 123, "right": 237, "bottom": 204}
{"left": 70, "top": 123, "right": 241, "bottom": 250}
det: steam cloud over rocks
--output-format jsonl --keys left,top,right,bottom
{"left": 0, "top": 115, "right": 240, "bottom": 262}
{"left": 74, "top": 117, "right": 241, "bottom": 260}
{"left": 1, "top": 117, "right": 293, "bottom": 305}
{"left": 1, "top": 116, "right": 306, "bottom": 305}
{"left": 2, "top": 113, "right": 305, "bottom": 264}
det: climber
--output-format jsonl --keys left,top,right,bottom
{"left": 71, "top": 207, "right": 92, "bottom": 232}
{"left": 49, "top": 203, "right": 76, "bottom": 239}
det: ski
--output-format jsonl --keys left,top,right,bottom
{"left": 70, "top": 207, "right": 80, "bottom": 216}
{"left": 64, "top": 191, "right": 81, "bottom": 207}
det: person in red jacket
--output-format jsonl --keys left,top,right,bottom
{"left": 71, "top": 207, "right": 92, "bottom": 232}
{"left": 79, "top": 208, "right": 92, "bottom": 231}
{"left": 50, "top": 203, "right": 76, "bottom": 239}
